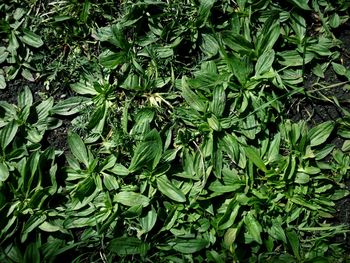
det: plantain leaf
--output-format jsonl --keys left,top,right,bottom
{"left": 114, "top": 192, "right": 150, "bottom": 207}
{"left": 255, "top": 49, "right": 275, "bottom": 76}
{"left": 308, "top": 121, "right": 334, "bottom": 147}
{"left": 0, "top": 120, "right": 18, "bottom": 150}
{"left": 181, "top": 76, "right": 206, "bottom": 112}
{"left": 244, "top": 146, "right": 268, "bottom": 172}
{"left": 67, "top": 132, "right": 89, "bottom": 167}
{"left": 244, "top": 211, "right": 263, "bottom": 244}
{"left": 21, "top": 30, "right": 44, "bottom": 48}
{"left": 157, "top": 175, "right": 186, "bottom": 203}
{"left": 173, "top": 239, "right": 209, "bottom": 254}
{"left": 129, "top": 129, "right": 162, "bottom": 172}
{"left": 109, "top": 237, "right": 149, "bottom": 256}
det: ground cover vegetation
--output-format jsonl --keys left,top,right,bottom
{"left": 1, "top": 0, "right": 350, "bottom": 262}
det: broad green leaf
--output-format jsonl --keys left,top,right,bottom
{"left": 268, "top": 222, "right": 287, "bottom": 243}
{"left": 255, "top": 50, "right": 275, "bottom": 76}
{"left": 278, "top": 50, "right": 315, "bottom": 66}
{"left": 21, "top": 69, "right": 34, "bottom": 82}
{"left": 222, "top": 33, "right": 254, "bottom": 54}
{"left": 75, "top": 177, "right": 96, "bottom": 200}
{"left": 244, "top": 146, "right": 267, "bottom": 172}
{"left": 332, "top": 62, "right": 347, "bottom": 76}
{"left": 110, "top": 164, "right": 130, "bottom": 176}
{"left": 197, "top": 0, "right": 215, "bottom": 26}
{"left": 67, "top": 132, "right": 89, "bottom": 167}
{"left": 18, "top": 86, "right": 33, "bottom": 109}
{"left": 155, "top": 46, "right": 174, "bottom": 58}
{"left": 23, "top": 242, "right": 40, "bottom": 263}
{"left": 87, "top": 104, "right": 106, "bottom": 130}
{"left": 8, "top": 32, "right": 19, "bottom": 53}
{"left": 103, "top": 174, "right": 119, "bottom": 190}
{"left": 226, "top": 55, "right": 253, "bottom": 85}
{"left": 207, "top": 115, "right": 221, "bottom": 131}
{"left": 21, "top": 215, "right": 47, "bottom": 243}
{"left": 0, "top": 120, "right": 19, "bottom": 150}
{"left": 129, "top": 129, "right": 162, "bottom": 172}
{"left": 140, "top": 207, "right": 157, "bottom": 233}
{"left": 70, "top": 81, "right": 98, "bottom": 95}
{"left": 329, "top": 13, "right": 340, "bottom": 28}
{"left": 244, "top": 211, "right": 263, "bottom": 244}
{"left": 114, "top": 192, "right": 150, "bottom": 207}
{"left": 51, "top": 96, "right": 89, "bottom": 115}
{"left": 0, "top": 74, "right": 6, "bottom": 90}
{"left": 0, "top": 162, "right": 9, "bottom": 182}
{"left": 173, "top": 239, "right": 209, "bottom": 254}
{"left": 268, "top": 133, "right": 281, "bottom": 161}
{"left": 308, "top": 121, "right": 334, "bottom": 147}
{"left": 210, "top": 85, "right": 226, "bottom": 117}
{"left": 99, "top": 51, "right": 126, "bottom": 69}
{"left": 295, "top": 173, "right": 310, "bottom": 184}
{"left": 256, "top": 22, "right": 280, "bottom": 54}
{"left": 342, "top": 140, "right": 350, "bottom": 152}
{"left": 224, "top": 227, "right": 239, "bottom": 247}
{"left": 0, "top": 47, "right": 9, "bottom": 64}
{"left": 109, "top": 237, "right": 149, "bottom": 256}
{"left": 290, "top": 196, "right": 320, "bottom": 210}
{"left": 181, "top": 77, "right": 206, "bottom": 112}
{"left": 39, "top": 221, "right": 60, "bottom": 232}
{"left": 21, "top": 30, "right": 44, "bottom": 48}
{"left": 286, "top": 229, "right": 300, "bottom": 260}
{"left": 157, "top": 175, "right": 186, "bottom": 202}
{"left": 287, "top": 0, "right": 311, "bottom": 10}
{"left": 201, "top": 33, "right": 219, "bottom": 57}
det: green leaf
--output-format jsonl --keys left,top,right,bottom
{"left": 181, "top": 77, "right": 206, "bottom": 112}
{"left": 210, "top": 85, "right": 226, "bottom": 117}
{"left": 332, "top": 62, "right": 347, "bottom": 76}
{"left": 156, "top": 175, "right": 186, "bottom": 203}
{"left": 67, "top": 132, "right": 89, "bottom": 167}
{"left": 308, "top": 121, "right": 334, "bottom": 147}
{"left": 0, "top": 162, "right": 9, "bottom": 182}
{"left": 222, "top": 33, "right": 254, "bottom": 54}
{"left": 244, "top": 146, "right": 268, "bottom": 172}
{"left": 21, "top": 30, "right": 44, "bottom": 48}
{"left": 21, "top": 215, "right": 47, "bottom": 243}
{"left": 129, "top": 129, "right": 162, "bottom": 172}
{"left": 114, "top": 192, "right": 150, "bottom": 207}
{"left": 51, "top": 96, "right": 89, "bottom": 115}
{"left": 99, "top": 51, "right": 126, "bottom": 69}
{"left": 39, "top": 221, "right": 60, "bottom": 232}
{"left": 23, "top": 242, "right": 40, "bottom": 263}
{"left": 173, "top": 239, "right": 209, "bottom": 254}
{"left": 110, "top": 164, "right": 130, "bottom": 176}
{"left": 21, "top": 69, "right": 34, "bottom": 82}
{"left": 287, "top": 0, "right": 311, "bottom": 10}
{"left": 18, "top": 86, "right": 33, "bottom": 109}
{"left": 140, "top": 207, "right": 157, "bottom": 233}
{"left": 201, "top": 33, "right": 219, "bottom": 57}
{"left": 75, "top": 177, "right": 95, "bottom": 200}
{"left": 0, "top": 120, "right": 19, "bottom": 150}
{"left": 109, "top": 237, "right": 149, "bottom": 256}
{"left": 286, "top": 229, "right": 300, "bottom": 260}
{"left": 0, "top": 74, "right": 6, "bottom": 90}
{"left": 70, "top": 81, "right": 98, "bottom": 95}
{"left": 244, "top": 211, "right": 263, "bottom": 244}
{"left": 329, "top": 13, "right": 340, "bottom": 28}
{"left": 197, "top": 0, "right": 215, "bottom": 26}
{"left": 255, "top": 50, "right": 275, "bottom": 76}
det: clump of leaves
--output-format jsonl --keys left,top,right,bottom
{"left": 1, "top": 0, "right": 350, "bottom": 262}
